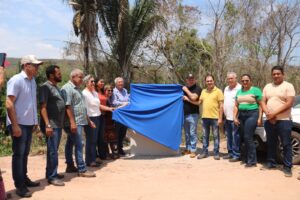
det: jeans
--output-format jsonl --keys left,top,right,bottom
{"left": 184, "top": 114, "right": 199, "bottom": 152}
{"left": 84, "top": 116, "right": 100, "bottom": 165}
{"left": 202, "top": 118, "right": 219, "bottom": 155}
{"left": 225, "top": 120, "right": 240, "bottom": 159}
{"left": 97, "top": 115, "right": 107, "bottom": 159}
{"left": 9, "top": 125, "right": 33, "bottom": 188}
{"left": 116, "top": 122, "right": 127, "bottom": 151}
{"left": 238, "top": 109, "right": 258, "bottom": 165}
{"left": 64, "top": 125, "right": 86, "bottom": 173}
{"left": 45, "top": 128, "right": 62, "bottom": 180}
{"left": 264, "top": 120, "right": 293, "bottom": 168}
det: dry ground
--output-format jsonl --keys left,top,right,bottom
{"left": 1, "top": 140, "right": 300, "bottom": 200}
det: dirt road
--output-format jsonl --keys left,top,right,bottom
{"left": 1, "top": 142, "right": 300, "bottom": 200}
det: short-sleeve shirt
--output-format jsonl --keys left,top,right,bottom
{"left": 224, "top": 83, "right": 241, "bottom": 120}
{"left": 61, "top": 81, "right": 88, "bottom": 126}
{"left": 236, "top": 87, "right": 262, "bottom": 111}
{"left": 6, "top": 70, "right": 38, "bottom": 125}
{"left": 263, "top": 81, "right": 295, "bottom": 120}
{"left": 39, "top": 81, "right": 65, "bottom": 128}
{"left": 200, "top": 86, "right": 224, "bottom": 119}
{"left": 184, "top": 84, "right": 202, "bottom": 115}
{"left": 82, "top": 89, "right": 101, "bottom": 117}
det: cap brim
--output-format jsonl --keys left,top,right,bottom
{"left": 32, "top": 60, "right": 43, "bottom": 65}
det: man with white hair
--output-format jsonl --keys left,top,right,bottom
{"left": 61, "top": 69, "right": 96, "bottom": 178}
{"left": 112, "top": 77, "right": 130, "bottom": 155}
{"left": 6, "top": 55, "right": 43, "bottom": 197}
{"left": 223, "top": 72, "right": 241, "bottom": 162}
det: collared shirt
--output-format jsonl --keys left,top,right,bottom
{"left": 61, "top": 80, "right": 88, "bottom": 126}
{"left": 224, "top": 83, "right": 241, "bottom": 120}
{"left": 112, "top": 87, "right": 130, "bottom": 107}
{"left": 200, "top": 86, "right": 224, "bottom": 119}
{"left": 39, "top": 81, "right": 66, "bottom": 128}
{"left": 263, "top": 81, "right": 295, "bottom": 120}
{"left": 7, "top": 70, "right": 38, "bottom": 125}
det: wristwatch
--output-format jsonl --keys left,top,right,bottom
{"left": 46, "top": 124, "right": 52, "bottom": 128}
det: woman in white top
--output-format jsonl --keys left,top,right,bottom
{"left": 82, "top": 75, "right": 101, "bottom": 167}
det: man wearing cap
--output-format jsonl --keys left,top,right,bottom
{"left": 6, "top": 55, "right": 43, "bottom": 198}
{"left": 182, "top": 73, "right": 202, "bottom": 158}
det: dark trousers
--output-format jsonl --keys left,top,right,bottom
{"left": 115, "top": 122, "right": 127, "bottom": 151}
{"left": 264, "top": 120, "right": 293, "bottom": 168}
{"left": 97, "top": 115, "right": 108, "bottom": 159}
{"left": 238, "top": 109, "right": 258, "bottom": 165}
{"left": 9, "top": 125, "right": 33, "bottom": 188}
{"left": 84, "top": 116, "right": 100, "bottom": 165}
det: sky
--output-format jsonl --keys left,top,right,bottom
{"left": 0, "top": 0, "right": 299, "bottom": 65}
{"left": 0, "top": 0, "right": 207, "bottom": 59}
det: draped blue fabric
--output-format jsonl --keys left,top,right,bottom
{"left": 112, "top": 84, "right": 184, "bottom": 151}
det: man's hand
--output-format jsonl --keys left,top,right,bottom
{"left": 70, "top": 122, "right": 77, "bottom": 134}
{"left": 218, "top": 118, "right": 223, "bottom": 126}
{"left": 233, "top": 118, "right": 240, "bottom": 126}
{"left": 12, "top": 124, "right": 22, "bottom": 137}
{"left": 45, "top": 127, "right": 54, "bottom": 137}
{"left": 182, "top": 86, "right": 188, "bottom": 93}
{"left": 183, "top": 95, "right": 189, "bottom": 101}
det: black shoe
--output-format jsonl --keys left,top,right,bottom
{"left": 25, "top": 178, "right": 40, "bottom": 187}
{"left": 214, "top": 154, "right": 220, "bottom": 160}
{"left": 56, "top": 174, "right": 64, "bottom": 179}
{"left": 118, "top": 149, "right": 126, "bottom": 156}
{"left": 245, "top": 163, "right": 257, "bottom": 168}
{"left": 260, "top": 163, "right": 277, "bottom": 170}
{"left": 16, "top": 187, "right": 32, "bottom": 198}
{"left": 197, "top": 153, "right": 208, "bottom": 159}
{"left": 48, "top": 179, "right": 65, "bottom": 186}
{"left": 223, "top": 154, "right": 232, "bottom": 160}
{"left": 66, "top": 165, "right": 78, "bottom": 173}
{"left": 229, "top": 158, "right": 240, "bottom": 162}
{"left": 283, "top": 167, "right": 292, "bottom": 177}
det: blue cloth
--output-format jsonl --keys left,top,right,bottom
{"left": 113, "top": 84, "right": 184, "bottom": 151}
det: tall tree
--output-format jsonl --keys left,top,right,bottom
{"left": 96, "top": 0, "right": 164, "bottom": 85}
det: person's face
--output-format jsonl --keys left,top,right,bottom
{"left": 227, "top": 74, "right": 237, "bottom": 88}
{"left": 105, "top": 88, "right": 113, "bottom": 97}
{"left": 241, "top": 75, "right": 251, "bottom": 89}
{"left": 72, "top": 73, "right": 84, "bottom": 86}
{"left": 87, "top": 78, "right": 95, "bottom": 90}
{"left": 186, "top": 77, "right": 196, "bottom": 87}
{"left": 205, "top": 76, "right": 215, "bottom": 89}
{"left": 116, "top": 79, "right": 124, "bottom": 90}
{"left": 272, "top": 69, "right": 284, "bottom": 85}
{"left": 25, "top": 63, "right": 40, "bottom": 77}
{"left": 53, "top": 68, "right": 62, "bottom": 83}
{"left": 97, "top": 80, "right": 105, "bottom": 89}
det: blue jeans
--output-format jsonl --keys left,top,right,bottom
{"left": 184, "top": 114, "right": 199, "bottom": 152}
{"left": 202, "top": 118, "right": 219, "bottom": 155}
{"left": 238, "top": 109, "right": 258, "bottom": 165}
{"left": 225, "top": 120, "right": 240, "bottom": 159}
{"left": 264, "top": 120, "right": 293, "bottom": 168}
{"left": 84, "top": 116, "right": 100, "bottom": 165}
{"left": 64, "top": 125, "right": 86, "bottom": 173}
{"left": 9, "top": 125, "right": 33, "bottom": 188}
{"left": 97, "top": 115, "right": 107, "bottom": 159}
{"left": 45, "top": 128, "right": 62, "bottom": 180}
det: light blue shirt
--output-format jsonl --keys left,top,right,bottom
{"left": 112, "top": 87, "right": 130, "bottom": 107}
{"left": 7, "top": 70, "right": 38, "bottom": 125}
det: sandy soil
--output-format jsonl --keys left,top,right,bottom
{"left": 1, "top": 140, "right": 300, "bottom": 200}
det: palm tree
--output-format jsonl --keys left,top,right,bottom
{"left": 64, "top": 0, "right": 99, "bottom": 74}
{"left": 97, "top": 0, "right": 165, "bottom": 84}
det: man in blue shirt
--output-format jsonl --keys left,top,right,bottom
{"left": 6, "top": 55, "right": 43, "bottom": 198}
{"left": 112, "top": 77, "right": 129, "bottom": 155}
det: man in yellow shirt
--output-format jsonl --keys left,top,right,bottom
{"left": 189, "top": 75, "right": 224, "bottom": 160}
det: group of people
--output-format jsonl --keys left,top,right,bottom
{"left": 182, "top": 66, "right": 298, "bottom": 178}
{"left": 1, "top": 54, "right": 299, "bottom": 198}
{"left": 4, "top": 55, "right": 129, "bottom": 198}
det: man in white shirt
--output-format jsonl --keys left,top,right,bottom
{"left": 223, "top": 72, "right": 241, "bottom": 162}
